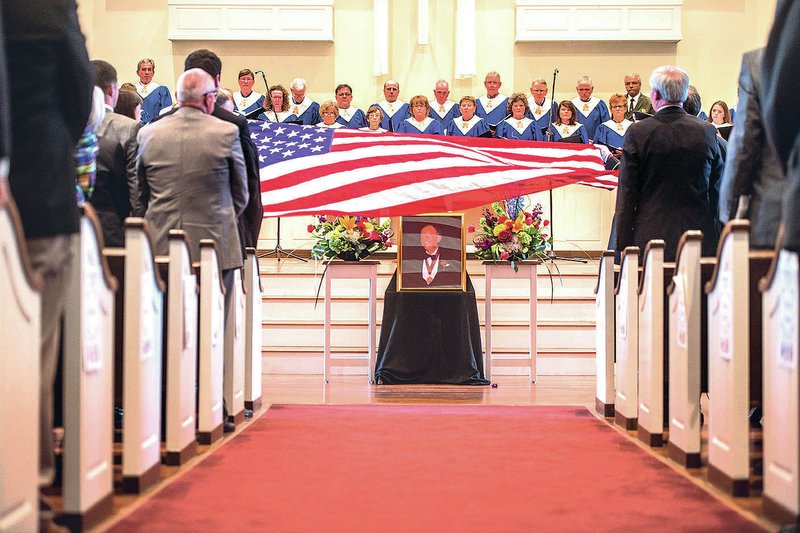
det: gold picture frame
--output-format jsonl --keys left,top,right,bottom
{"left": 397, "top": 214, "right": 466, "bottom": 291}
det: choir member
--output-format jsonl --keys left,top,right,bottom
{"left": 428, "top": 80, "right": 460, "bottom": 130}
{"left": 316, "top": 100, "right": 344, "bottom": 128}
{"left": 396, "top": 95, "right": 444, "bottom": 135}
{"left": 708, "top": 100, "right": 733, "bottom": 128}
{"left": 233, "top": 69, "right": 265, "bottom": 117}
{"left": 256, "top": 85, "right": 299, "bottom": 123}
{"left": 571, "top": 75, "right": 609, "bottom": 140}
{"left": 359, "top": 105, "right": 388, "bottom": 132}
{"left": 288, "top": 77, "right": 321, "bottom": 125}
{"left": 135, "top": 58, "right": 173, "bottom": 124}
{"left": 334, "top": 83, "right": 366, "bottom": 129}
{"left": 446, "top": 96, "right": 490, "bottom": 137}
{"left": 549, "top": 100, "right": 589, "bottom": 143}
{"left": 372, "top": 79, "right": 410, "bottom": 131}
{"left": 476, "top": 71, "right": 508, "bottom": 127}
{"left": 526, "top": 78, "right": 558, "bottom": 139}
{"left": 495, "top": 93, "right": 538, "bottom": 140}
{"left": 594, "top": 94, "right": 632, "bottom": 156}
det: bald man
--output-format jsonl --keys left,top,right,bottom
{"left": 428, "top": 80, "right": 460, "bottom": 130}
{"left": 372, "top": 79, "right": 410, "bottom": 131}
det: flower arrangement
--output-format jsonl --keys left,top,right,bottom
{"left": 470, "top": 201, "right": 551, "bottom": 267}
{"left": 308, "top": 215, "right": 392, "bottom": 261}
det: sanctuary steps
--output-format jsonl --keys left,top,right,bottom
{"left": 259, "top": 255, "right": 598, "bottom": 376}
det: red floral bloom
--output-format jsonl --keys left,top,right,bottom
{"left": 497, "top": 229, "right": 512, "bottom": 243}
{"left": 307, "top": 224, "right": 315, "bottom": 233}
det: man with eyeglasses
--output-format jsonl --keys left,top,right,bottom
{"left": 334, "top": 83, "right": 366, "bottom": 129}
{"left": 623, "top": 73, "right": 653, "bottom": 120}
{"left": 428, "top": 80, "right": 459, "bottom": 131}
{"left": 372, "top": 79, "right": 410, "bottom": 132}
{"left": 289, "top": 77, "right": 321, "bottom": 125}
{"left": 571, "top": 75, "right": 610, "bottom": 141}
{"left": 476, "top": 71, "right": 509, "bottom": 128}
{"left": 526, "top": 78, "right": 559, "bottom": 140}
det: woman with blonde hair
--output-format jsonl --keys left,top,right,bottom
{"left": 396, "top": 95, "right": 444, "bottom": 134}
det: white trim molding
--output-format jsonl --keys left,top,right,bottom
{"left": 167, "top": 0, "right": 334, "bottom": 41}
{"left": 515, "top": 0, "right": 682, "bottom": 42}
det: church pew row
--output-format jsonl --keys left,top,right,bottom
{"left": 705, "top": 220, "right": 772, "bottom": 497}
{"left": 103, "top": 219, "right": 166, "bottom": 494}
{"left": 636, "top": 240, "right": 674, "bottom": 447}
{"left": 196, "top": 239, "right": 226, "bottom": 445}
{"left": 666, "top": 231, "right": 714, "bottom": 469}
{"left": 594, "top": 251, "right": 616, "bottom": 417}
{"left": 614, "top": 247, "right": 640, "bottom": 430}
{"left": 0, "top": 198, "right": 42, "bottom": 532}
{"left": 760, "top": 241, "right": 800, "bottom": 524}
{"left": 244, "top": 248, "right": 263, "bottom": 413}
{"left": 61, "top": 205, "right": 117, "bottom": 530}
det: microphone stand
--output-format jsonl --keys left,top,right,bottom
{"left": 251, "top": 69, "right": 307, "bottom": 262}
{"left": 545, "top": 67, "right": 587, "bottom": 264}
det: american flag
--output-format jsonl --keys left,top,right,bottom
{"left": 249, "top": 121, "right": 617, "bottom": 217}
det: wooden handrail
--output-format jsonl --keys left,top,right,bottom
{"left": 637, "top": 240, "right": 665, "bottom": 296}
{"left": 666, "top": 231, "right": 703, "bottom": 295}
{"left": 1, "top": 197, "right": 44, "bottom": 292}
{"left": 593, "top": 250, "right": 616, "bottom": 295}
{"left": 758, "top": 225, "right": 785, "bottom": 293}
{"left": 614, "top": 246, "right": 639, "bottom": 296}
{"left": 246, "top": 247, "right": 264, "bottom": 292}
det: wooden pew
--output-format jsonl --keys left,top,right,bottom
{"left": 760, "top": 243, "right": 800, "bottom": 525}
{"left": 595, "top": 251, "right": 616, "bottom": 417}
{"left": 160, "top": 230, "right": 199, "bottom": 466}
{"left": 705, "top": 220, "right": 772, "bottom": 496}
{"left": 196, "top": 239, "right": 225, "bottom": 445}
{"left": 103, "top": 218, "right": 166, "bottom": 494}
{"left": 615, "top": 247, "right": 639, "bottom": 430}
{"left": 0, "top": 198, "right": 42, "bottom": 532}
{"left": 223, "top": 268, "right": 246, "bottom": 426}
{"left": 636, "top": 240, "right": 674, "bottom": 447}
{"left": 61, "top": 205, "right": 117, "bottom": 530}
{"left": 244, "top": 248, "right": 263, "bottom": 413}
{"left": 666, "top": 231, "right": 712, "bottom": 468}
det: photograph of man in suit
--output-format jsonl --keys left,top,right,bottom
{"left": 400, "top": 216, "right": 464, "bottom": 290}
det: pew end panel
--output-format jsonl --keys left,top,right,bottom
{"left": 163, "top": 230, "right": 199, "bottom": 466}
{"left": 666, "top": 231, "right": 704, "bottom": 468}
{"left": 595, "top": 250, "right": 616, "bottom": 417}
{"left": 61, "top": 205, "right": 117, "bottom": 528}
{"left": 244, "top": 248, "right": 263, "bottom": 413}
{"left": 614, "top": 246, "right": 640, "bottom": 430}
{"left": 223, "top": 267, "right": 247, "bottom": 426}
{"left": 637, "top": 240, "right": 667, "bottom": 447}
{"left": 197, "top": 239, "right": 226, "bottom": 445}
{"left": 0, "top": 198, "right": 43, "bottom": 532}
{"left": 760, "top": 243, "right": 800, "bottom": 524}
{"left": 120, "top": 218, "right": 166, "bottom": 494}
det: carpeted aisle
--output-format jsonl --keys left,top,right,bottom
{"left": 110, "top": 405, "right": 763, "bottom": 532}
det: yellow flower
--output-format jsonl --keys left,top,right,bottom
{"left": 338, "top": 216, "right": 357, "bottom": 233}
{"left": 493, "top": 224, "right": 505, "bottom": 237}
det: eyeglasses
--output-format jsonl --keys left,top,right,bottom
{"left": 611, "top": 105, "right": 626, "bottom": 109}
{"left": 322, "top": 111, "right": 337, "bottom": 116}
{"left": 203, "top": 90, "right": 218, "bottom": 97}
{"left": 412, "top": 104, "right": 426, "bottom": 108}
{"left": 337, "top": 92, "right": 352, "bottom": 97}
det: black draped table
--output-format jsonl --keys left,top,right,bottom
{"left": 374, "top": 272, "right": 490, "bottom": 385}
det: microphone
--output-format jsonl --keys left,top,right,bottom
{"left": 254, "top": 70, "right": 264, "bottom": 74}
{"left": 554, "top": 68, "right": 559, "bottom": 75}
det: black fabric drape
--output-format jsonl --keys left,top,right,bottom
{"left": 375, "top": 272, "right": 490, "bottom": 385}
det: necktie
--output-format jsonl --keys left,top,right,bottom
{"left": 629, "top": 98, "right": 634, "bottom": 112}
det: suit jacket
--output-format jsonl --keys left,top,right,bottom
{"left": 624, "top": 93, "right": 654, "bottom": 120}
{"left": 763, "top": 0, "right": 800, "bottom": 252}
{"left": 615, "top": 105, "right": 724, "bottom": 261}
{"left": 89, "top": 111, "right": 141, "bottom": 247}
{"left": 138, "top": 106, "right": 248, "bottom": 270}
{"left": 402, "top": 246, "right": 463, "bottom": 289}
{"left": 2, "top": 0, "right": 92, "bottom": 238}
{"left": 154, "top": 102, "right": 263, "bottom": 254}
{"left": 719, "top": 48, "right": 785, "bottom": 250}
{"left": 0, "top": 9, "right": 9, "bottom": 163}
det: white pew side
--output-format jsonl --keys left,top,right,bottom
{"left": 615, "top": 246, "right": 640, "bottom": 430}
{"left": 244, "top": 248, "right": 263, "bottom": 413}
{"left": 197, "top": 239, "right": 225, "bottom": 445}
{"left": 595, "top": 250, "right": 617, "bottom": 417}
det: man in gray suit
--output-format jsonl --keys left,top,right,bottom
{"left": 90, "top": 59, "right": 141, "bottom": 247}
{"left": 138, "top": 68, "right": 248, "bottom": 278}
{"left": 719, "top": 48, "right": 785, "bottom": 250}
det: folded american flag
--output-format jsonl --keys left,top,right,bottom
{"left": 249, "top": 121, "right": 617, "bottom": 217}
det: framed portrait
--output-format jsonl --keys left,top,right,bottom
{"left": 397, "top": 214, "right": 466, "bottom": 291}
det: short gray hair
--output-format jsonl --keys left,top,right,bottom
{"left": 290, "top": 77, "right": 306, "bottom": 90}
{"left": 649, "top": 65, "right": 690, "bottom": 104}
{"left": 176, "top": 68, "right": 214, "bottom": 105}
{"left": 576, "top": 75, "right": 593, "bottom": 86}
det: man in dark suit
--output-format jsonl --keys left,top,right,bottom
{"left": 89, "top": 59, "right": 142, "bottom": 247}
{"left": 614, "top": 65, "right": 723, "bottom": 262}
{"left": 154, "top": 49, "right": 263, "bottom": 256}
{"left": 2, "top": 1, "right": 93, "bottom": 530}
{"left": 0, "top": 8, "right": 8, "bottom": 208}
{"left": 401, "top": 223, "right": 462, "bottom": 289}
{"left": 719, "top": 48, "right": 785, "bottom": 250}
{"left": 623, "top": 73, "right": 654, "bottom": 120}
{"left": 763, "top": 0, "right": 800, "bottom": 253}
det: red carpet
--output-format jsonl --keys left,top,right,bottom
{"left": 110, "top": 405, "right": 763, "bottom": 532}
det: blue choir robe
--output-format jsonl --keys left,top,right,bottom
{"left": 233, "top": 91, "right": 266, "bottom": 117}
{"left": 593, "top": 119, "right": 632, "bottom": 150}
{"left": 494, "top": 117, "right": 538, "bottom": 140}
{"left": 526, "top": 96, "right": 559, "bottom": 138}
{"left": 550, "top": 123, "right": 589, "bottom": 143}
{"left": 476, "top": 94, "right": 509, "bottom": 126}
{"left": 373, "top": 99, "right": 410, "bottom": 132}
{"left": 136, "top": 82, "right": 173, "bottom": 124}
{"left": 697, "top": 111, "right": 708, "bottom": 121}
{"left": 336, "top": 107, "right": 367, "bottom": 129}
{"left": 571, "top": 96, "right": 610, "bottom": 140}
{"left": 290, "top": 98, "right": 321, "bottom": 125}
{"left": 396, "top": 116, "right": 444, "bottom": 135}
{"left": 446, "top": 115, "right": 490, "bottom": 137}
{"left": 428, "top": 100, "right": 460, "bottom": 131}
{"left": 260, "top": 110, "right": 299, "bottom": 123}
